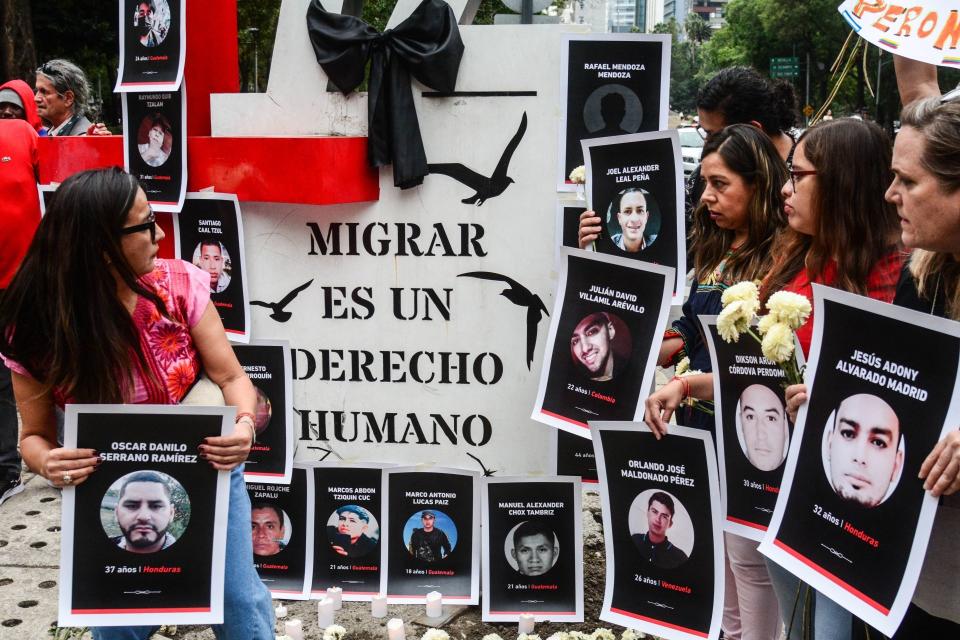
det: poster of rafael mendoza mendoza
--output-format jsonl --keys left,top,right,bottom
{"left": 592, "top": 421, "right": 723, "bottom": 640}
{"left": 557, "top": 34, "right": 670, "bottom": 191}
{"left": 247, "top": 465, "right": 313, "bottom": 599}
{"left": 232, "top": 340, "right": 293, "bottom": 484}
{"left": 59, "top": 405, "right": 231, "bottom": 627}
{"left": 532, "top": 247, "right": 673, "bottom": 437}
{"left": 701, "top": 316, "right": 802, "bottom": 541}
{"left": 381, "top": 467, "right": 480, "bottom": 604}
{"left": 482, "top": 476, "right": 583, "bottom": 622}
{"left": 309, "top": 463, "right": 385, "bottom": 601}
{"left": 760, "top": 285, "right": 960, "bottom": 636}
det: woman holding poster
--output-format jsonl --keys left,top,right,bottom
{"left": 0, "top": 168, "right": 274, "bottom": 638}
{"left": 787, "top": 96, "right": 960, "bottom": 637}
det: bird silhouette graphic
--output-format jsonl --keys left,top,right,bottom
{"left": 465, "top": 452, "right": 497, "bottom": 477}
{"left": 250, "top": 279, "right": 313, "bottom": 323}
{"left": 457, "top": 271, "right": 548, "bottom": 370}
{"left": 428, "top": 112, "right": 528, "bottom": 206}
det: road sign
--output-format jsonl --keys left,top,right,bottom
{"left": 770, "top": 56, "right": 800, "bottom": 79}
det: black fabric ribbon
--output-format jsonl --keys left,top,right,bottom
{"left": 306, "top": 0, "right": 464, "bottom": 189}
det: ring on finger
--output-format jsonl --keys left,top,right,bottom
{"left": 62, "top": 473, "right": 73, "bottom": 485}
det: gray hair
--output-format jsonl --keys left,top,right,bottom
{"left": 36, "top": 59, "right": 90, "bottom": 117}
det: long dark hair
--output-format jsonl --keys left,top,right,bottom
{"left": 762, "top": 119, "right": 900, "bottom": 299}
{"left": 0, "top": 167, "right": 167, "bottom": 402}
{"left": 691, "top": 124, "right": 788, "bottom": 283}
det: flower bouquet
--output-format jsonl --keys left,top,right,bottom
{"left": 716, "top": 281, "right": 810, "bottom": 386}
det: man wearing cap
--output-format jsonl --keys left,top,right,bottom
{"left": 0, "top": 80, "right": 42, "bottom": 132}
{"left": 408, "top": 510, "right": 452, "bottom": 562}
{"left": 328, "top": 504, "right": 378, "bottom": 558}
{"left": 0, "top": 113, "right": 41, "bottom": 505}
{"left": 33, "top": 59, "right": 109, "bottom": 136}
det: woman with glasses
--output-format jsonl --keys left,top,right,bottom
{"left": 641, "top": 123, "right": 789, "bottom": 640}
{"left": 0, "top": 167, "right": 274, "bottom": 639}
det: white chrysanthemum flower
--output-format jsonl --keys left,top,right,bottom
{"left": 675, "top": 356, "right": 690, "bottom": 375}
{"left": 517, "top": 634, "right": 542, "bottom": 640}
{"left": 591, "top": 629, "right": 616, "bottom": 640}
{"left": 569, "top": 165, "right": 587, "bottom": 184}
{"left": 322, "top": 625, "right": 347, "bottom": 640}
{"left": 717, "top": 299, "right": 756, "bottom": 342}
{"left": 421, "top": 629, "right": 450, "bottom": 640}
{"left": 482, "top": 634, "right": 505, "bottom": 640}
{"left": 620, "top": 630, "right": 647, "bottom": 640}
{"left": 721, "top": 281, "right": 759, "bottom": 307}
{"left": 757, "top": 312, "right": 778, "bottom": 335}
{"left": 766, "top": 291, "right": 812, "bottom": 330}
{"left": 761, "top": 322, "right": 795, "bottom": 364}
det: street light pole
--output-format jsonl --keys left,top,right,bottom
{"left": 247, "top": 27, "right": 260, "bottom": 92}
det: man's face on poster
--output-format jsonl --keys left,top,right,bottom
{"left": 646, "top": 499, "right": 673, "bottom": 543}
{"left": 199, "top": 242, "right": 224, "bottom": 289}
{"left": 136, "top": 2, "right": 154, "bottom": 28}
{"left": 571, "top": 314, "right": 615, "bottom": 381}
{"left": 251, "top": 507, "right": 285, "bottom": 556}
{"left": 116, "top": 481, "right": 174, "bottom": 553}
{"left": 827, "top": 394, "right": 903, "bottom": 508}
{"left": 421, "top": 513, "right": 435, "bottom": 532}
{"left": 512, "top": 533, "right": 557, "bottom": 576}
{"left": 739, "top": 384, "right": 789, "bottom": 471}
{"left": 616, "top": 191, "right": 648, "bottom": 252}
{"left": 337, "top": 510, "right": 368, "bottom": 542}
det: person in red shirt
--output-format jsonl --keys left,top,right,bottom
{"left": 0, "top": 118, "right": 41, "bottom": 504}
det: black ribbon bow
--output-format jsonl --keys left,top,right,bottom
{"left": 306, "top": 0, "right": 464, "bottom": 189}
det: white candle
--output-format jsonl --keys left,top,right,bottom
{"left": 518, "top": 613, "right": 535, "bottom": 635}
{"left": 327, "top": 586, "right": 343, "bottom": 610}
{"left": 318, "top": 597, "right": 335, "bottom": 628}
{"left": 274, "top": 604, "right": 287, "bottom": 619}
{"left": 387, "top": 617, "right": 406, "bottom": 640}
{"left": 284, "top": 619, "right": 304, "bottom": 640}
{"left": 371, "top": 593, "right": 388, "bottom": 618}
{"left": 425, "top": 590, "right": 443, "bottom": 618}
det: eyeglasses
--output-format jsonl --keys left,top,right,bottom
{"left": 941, "top": 85, "right": 960, "bottom": 104}
{"left": 120, "top": 207, "right": 157, "bottom": 242}
{"left": 788, "top": 169, "right": 817, "bottom": 190}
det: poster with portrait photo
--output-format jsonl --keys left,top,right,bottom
{"left": 247, "top": 465, "right": 313, "bottom": 599}
{"left": 58, "top": 405, "right": 231, "bottom": 627}
{"left": 592, "top": 421, "right": 723, "bottom": 640}
{"left": 232, "top": 341, "right": 293, "bottom": 484}
{"left": 381, "top": 467, "right": 480, "bottom": 604}
{"left": 583, "top": 130, "right": 685, "bottom": 302}
{"left": 481, "top": 477, "right": 583, "bottom": 622}
{"left": 532, "top": 247, "right": 673, "bottom": 437}
{"left": 173, "top": 192, "right": 250, "bottom": 342}
{"left": 759, "top": 285, "right": 960, "bottom": 636}
{"left": 701, "top": 316, "right": 803, "bottom": 541}
{"left": 308, "top": 463, "right": 385, "bottom": 601}
{"left": 557, "top": 34, "right": 670, "bottom": 192}
{"left": 122, "top": 88, "right": 186, "bottom": 212}
{"left": 116, "top": 0, "right": 185, "bottom": 92}
{"left": 554, "top": 430, "right": 599, "bottom": 483}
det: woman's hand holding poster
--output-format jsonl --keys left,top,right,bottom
{"left": 760, "top": 284, "right": 960, "bottom": 636}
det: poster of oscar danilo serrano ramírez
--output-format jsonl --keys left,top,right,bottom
{"left": 174, "top": 192, "right": 251, "bottom": 342}
{"left": 309, "top": 463, "right": 385, "bottom": 601}
{"left": 592, "top": 422, "right": 723, "bottom": 640}
{"left": 701, "top": 315, "right": 802, "bottom": 541}
{"left": 247, "top": 465, "right": 313, "bottom": 599}
{"left": 558, "top": 33, "right": 670, "bottom": 191}
{"left": 58, "top": 405, "right": 231, "bottom": 627}
{"left": 231, "top": 341, "right": 293, "bottom": 484}
{"left": 583, "top": 130, "right": 686, "bottom": 302}
{"left": 759, "top": 284, "right": 960, "bottom": 636}
{"left": 482, "top": 476, "right": 583, "bottom": 622}
{"left": 532, "top": 247, "right": 673, "bottom": 437}
{"left": 381, "top": 467, "right": 480, "bottom": 604}
{"left": 116, "top": 0, "right": 185, "bottom": 92}
{"left": 122, "top": 87, "right": 186, "bottom": 212}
